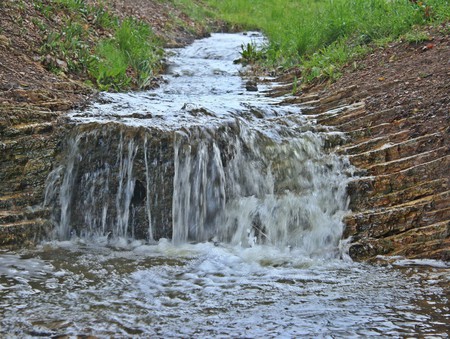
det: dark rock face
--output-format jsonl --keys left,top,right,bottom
{"left": 43, "top": 123, "right": 175, "bottom": 241}
{"left": 0, "top": 106, "right": 177, "bottom": 245}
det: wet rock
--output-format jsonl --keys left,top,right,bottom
{"left": 0, "top": 104, "right": 67, "bottom": 247}
{"left": 295, "top": 65, "right": 449, "bottom": 261}
{"left": 245, "top": 80, "right": 258, "bottom": 92}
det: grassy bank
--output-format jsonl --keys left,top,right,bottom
{"left": 31, "top": 0, "right": 165, "bottom": 91}
{"left": 6, "top": 0, "right": 447, "bottom": 91}
{"left": 204, "top": 0, "right": 449, "bottom": 84}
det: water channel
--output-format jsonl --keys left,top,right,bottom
{"left": 1, "top": 32, "right": 448, "bottom": 337}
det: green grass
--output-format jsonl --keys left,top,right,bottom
{"left": 29, "top": 0, "right": 450, "bottom": 88}
{"left": 204, "top": 0, "right": 450, "bottom": 83}
{"left": 90, "top": 18, "right": 164, "bottom": 91}
{"left": 40, "top": 19, "right": 91, "bottom": 73}
{"left": 34, "top": 0, "right": 163, "bottom": 91}
{"left": 166, "top": 0, "right": 216, "bottom": 25}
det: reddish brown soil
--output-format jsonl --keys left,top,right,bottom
{"left": 327, "top": 23, "right": 449, "bottom": 128}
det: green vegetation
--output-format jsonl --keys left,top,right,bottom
{"left": 34, "top": 0, "right": 163, "bottom": 91}
{"left": 90, "top": 19, "right": 163, "bottom": 91}
{"left": 239, "top": 42, "right": 265, "bottom": 65}
{"left": 204, "top": 0, "right": 450, "bottom": 83}
{"left": 40, "top": 20, "right": 91, "bottom": 74}
{"left": 167, "top": 0, "right": 216, "bottom": 25}
{"left": 11, "top": 0, "right": 449, "bottom": 90}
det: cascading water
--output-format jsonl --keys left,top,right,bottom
{"left": 43, "top": 32, "right": 352, "bottom": 256}
{"left": 2, "top": 33, "right": 448, "bottom": 338}
{"left": 171, "top": 123, "right": 350, "bottom": 256}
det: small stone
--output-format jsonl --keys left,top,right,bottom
{"left": 245, "top": 80, "right": 258, "bottom": 92}
{"left": 56, "top": 59, "right": 68, "bottom": 72}
{"left": 0, "top": 34, "right": 10, "bottom": 47}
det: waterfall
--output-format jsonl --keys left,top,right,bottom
{"left": 114, "top": 136, "right": 138, "bottom": 237}
{"left": 44, "top": 117, "right": 350, "bottom": 256}
{"left": 58, "top": 133, "right": 82, "bottom": 240}
{"left": 43, "top": 32, "right": 353, "bottom": 257}
{"left": 144, "top": 135, "right": 154, "bottom": 242}
{"left": 44, "top": 126, "right": 159, "bottom": 241}
{"left": 171, "top": 121, "right": 350, "bottom": 255}
{"left": 172, "top": 130, "right": 227, "bottom": 244}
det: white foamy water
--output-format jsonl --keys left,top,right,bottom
{"left": 1, "top": 243, "right": 449, "bottom": 337}
{"left": 69, "top": 32, "right": 291, "bottom": 130}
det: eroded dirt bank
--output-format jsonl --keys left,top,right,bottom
{"left": 278, "top": 24, "right": 449, "bottom": 260}
{"left": 0, "top": 1, "right": 448, "bottom": 259}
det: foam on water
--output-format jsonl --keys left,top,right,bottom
{"left": 69, "top": 32, "right": 287, "bottom": 130}
{"left": 1, "top": 242, "right": 449, "bottom": 337}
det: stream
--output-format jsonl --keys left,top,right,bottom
{"left": 1, "top": 32, "right": 449, "bottom": 338}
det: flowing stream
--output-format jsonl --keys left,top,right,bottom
{"left": 1, "top": 33, "right": 448, "bottom": 337}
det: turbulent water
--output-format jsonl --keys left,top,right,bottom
{"left": 1, "top": 33, "right": 449, "bottom": 337}
{"left": 1, "top": 244, "right": 449, "bottom": 337}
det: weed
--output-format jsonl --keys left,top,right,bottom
{"left": 403, "top": 29, "right": 432, "bottom": 44}
{"left": 292, "top": 76, "right": 298, "bottom": 95}
{"left": 90, "top": 5, "right": 117, "bottom": 29}
{"left": 15, "top": 0, "right": 26, "bottom": 13}
{"left": 32, "top": 18, "right": 47, "bottom": 32}
{"left": 33, "top": 0, "right": 51, "bottom": 16}
{"left": 56, "top": 0, "right": 87, "bottom": 15}
{"left": 89, "top": 42, "right": 130, "bottom": 91}
{"left": 40, "top": 19, "right": 91, "bottom": 74}
{"left": 239, "top": 42, "right": 264, "bottom": 65}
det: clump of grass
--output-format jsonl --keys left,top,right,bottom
{"left": 35, "top": 0, "right": 163, "bottom": 91}
{"left": 168, "top": 0, "right": 216, "bottom": 26}
{"left": 402, "top": 29, "right": 433, "bottom": 44}
{"left": 40, "top": 19, "right": 91, "bottom": 73}
{"left": 301, "top": 38, "right": 369, "bottom": 83}
{"left": 90, "top": 18, "right": 164, "bottom": 91}
{"left": 204, "top": 0, "right": 450, "bottom": 83}
{"left": 239, "top": 42, "right": 265, "bottom": 65}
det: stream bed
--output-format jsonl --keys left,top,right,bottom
{"left": 0, "top": 243, "right": 449, "bottom": 337}
{"left": 1, "top": 32, "right": 449, "bottom": 337}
